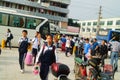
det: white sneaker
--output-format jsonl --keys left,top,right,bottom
{"left": 20, "top": 70, "right": 24, "bottom": 73}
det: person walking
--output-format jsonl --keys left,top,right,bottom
{"left": 83, "top": 38, "right": 91, "bottom": 62}
{"left": 65, "top": 36, "right": 71, "bottom": 57}
{"left": 99, "top": 40, "right": 108, "bottom": 66}
{"left": 18, "top": 30, "right": 30, "bottom": 73}
{"left": 91, "top": 38, "right": 99, "bottom": 56}
{"left": 5, "top": 29, "right": 13, "bottom": 49}
{"left": 61, "top": 35, "right": 66, "bottom": 51}
{"left": 36, "top": 34, "right": 56, "bottom": 80}
{"left": 32, "top": 32, "right": 40, "bottom": 64}
{"left": 109, "top": 37, "right": 120, "bottom": 71}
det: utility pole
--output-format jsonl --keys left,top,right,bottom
{"left": 96, "top": 6, "right": 102, "bottom": 35}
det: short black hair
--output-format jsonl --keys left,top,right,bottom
{"left": 47, "top": 34, "right": 53, "bottom": 39}
{"left": 22, "top": 30, "right": 28, "bottom": 34}
{"left": 8, "top": 29, "right": 11, "bottom": 32}
{"left": 94, "top": 38, "right": 97, "bottom": 41}
{"left": 85, "top": 38, "right": 89, "bottom": 41}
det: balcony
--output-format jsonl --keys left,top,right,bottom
{"left": 0, "top": 6, "right": 68, "bottom": 22}
{"left": 50, "top": 0, "right": 71, "bottom": 5}
{"left": 3, "top": 0, "right": 69, "bottom": 13}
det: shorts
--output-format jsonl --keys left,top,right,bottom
{"left": 32, "top": 48, "right": 38, "bottom": 57}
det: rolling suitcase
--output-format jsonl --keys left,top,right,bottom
{"left": 25, "top": 52, "right": 33, "bottom": 66}
{"left": 51, "top": 63, "right": 70, "bottom": 78}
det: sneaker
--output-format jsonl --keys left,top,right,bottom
{"left": 20, "top": 70, "right": 24, "bottom": 73}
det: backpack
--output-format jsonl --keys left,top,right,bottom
{"left": 10, "top": 34, "right": 13, "bottom": 40}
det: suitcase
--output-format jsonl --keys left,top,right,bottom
{"left": 51, "top": 63, "right": 70, "bottom": 77}
{"left": 25, "top": 52, "right": 33, "bottom": 66}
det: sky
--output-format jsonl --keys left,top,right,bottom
{"left": 68, "top": 0, "right": 120, "bottom": 20}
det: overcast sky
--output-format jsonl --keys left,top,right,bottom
{"left": 68, "top": 0, "right": 120, "bottom": 20}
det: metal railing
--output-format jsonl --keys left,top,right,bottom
{"left": 3, "top": 0, "right": 69, "bottom": 13}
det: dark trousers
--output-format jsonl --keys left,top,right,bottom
{"left": 40, "top": 64, "right": 49, "bottom": 80}
{"left": 19, "top": 53, "right": 26, "bottom": 70}
{"left": 84, "top": 53, "right": 87, "bottom": 62}
{"left": 65, "top": 47, "right": 70, "bottom": 56}
{"left": 101, "top": 55, "right": 106, "bottom": 66}
{"left": 5, "top": 39, "right": 11, "bottom": 49}
{"left": 32, "top": 48, "right": 38, "bottom": 64}
{"left": 0, "top": 48, "right": 1, "bottom": 55}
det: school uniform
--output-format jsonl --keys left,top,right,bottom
{"left": 18, "top": 37, "right": 30, "bottom": 70}
{"left": 36, "top": 43, "right": 56, "bottom": 80}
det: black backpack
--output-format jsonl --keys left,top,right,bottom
{"left": 10, "top": 34, "right": 13, "bottom": 40}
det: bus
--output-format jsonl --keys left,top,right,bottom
{"left": 96, "top": 29, "right": 120, "bottom": 42}
{"left": 0, "top": 8, "right": 59, "bottom": 47}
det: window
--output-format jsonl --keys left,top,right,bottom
{"left": 107, "top": 21, "right": 113, "bottom": 25}
{"left": 26, "top": 18, "right": 42, "bottom": 29}
{"left": 92, "top": 28, "right": 96, "bottom": 32}
{"left": 87, "top": 22, "right": 91, "bottom": 26}
{"left": 82, "top": 22, "right": 86, "bottom": 26}
{"left": 9, "top": 15, "right": 25, "bottom": 28}
{"left": 87, "top": 28, "right": 90, "bottom": 32}
{"left": 116, "top": 20, "right": 120, "bottom": 25}
{"left": 0, "top": 13, "right": 9, "bottom": 26}
{"left": 93, "top": 22, "right": 97, "bottom": 26}
{"left": 82, "top": 28, "right": 85, "bottom": 32}
{"left": 5, "top": 2, "right": 10, "bottom": 7}
{"left": 18, "top": 5, "right": 23, "bottom": 9}
{"left": 100, "top": 21, "right": 105, "bottom": 25}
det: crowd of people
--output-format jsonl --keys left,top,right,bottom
{"left": 1, "top": 28, "right": 120, "bottom": 80}
{"left": 59, "top": 35, "right": 120, "bottom": 71}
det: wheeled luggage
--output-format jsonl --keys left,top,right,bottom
{"left": 25, "top": 52, "right": 33, "bottom": 66}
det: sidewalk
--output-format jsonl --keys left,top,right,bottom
{"left": 0, "top": 48, "right": 120, "bottom": 80}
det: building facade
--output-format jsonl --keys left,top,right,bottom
{"left": 0, "top": 0, "right": 70, "bottom": 29}
{"left": 78, "top": 17, "right": 120, "bottom": 38}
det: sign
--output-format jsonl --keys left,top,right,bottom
{"left": 67, "top": 26, "right": 79, "bottom": 33}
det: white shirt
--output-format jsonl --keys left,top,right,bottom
{"left": 18, "top": 37, "right": 30, "bottom": 45}
{"left": 32, "top": 37, "right": 39, "bottom": 49}
{"left": 7, "top": 32, "right": 11, "bottom": 38}
{"left": 65, "top": 39, "right": 71, "bottom": 48}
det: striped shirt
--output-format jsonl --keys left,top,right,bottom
{"left": 109, "top": 41, "right": 120, "bottom": 52}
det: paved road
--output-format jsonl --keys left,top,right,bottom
{"left": 0, "top": 48, "right": 120, "bottom": 80}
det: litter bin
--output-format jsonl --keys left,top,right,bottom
{"left": 1, "top": 39, "right": 5, "bottom": 49}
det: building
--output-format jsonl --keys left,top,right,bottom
{"left": 0, "top": 0, "right": 70, "bottom": 29}
{"left": 78, "top": 17, "right": 120, "bottom": 38}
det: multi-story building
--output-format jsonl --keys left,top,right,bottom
{"left": 78, "top": 17, "right": 120, "bottom": 38}
{"left": 0, "top": 0, "right": 70, "bottom": 29}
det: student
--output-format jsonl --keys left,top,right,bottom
{"left": 32, "top": 32, "right": 39, "bottom": 64}
{"left": 32, "top": 32, "right": 43, "bottom": 64}
{"left": 91, "top": 38, "right": 99, "bottom": 56}
{"left": 18, "top": 30, "right": 30, "bottom": 73}
{"left": 36, "top": 34, "right": 56, "bottom": 80}
{"left": 83, "top": 38, "right": 91, "bottom": 62}
{"left": 65, "top": 36, "right": 71, "bottom": 57}
{"left": 99, "top": 40, "right": 108, "bottom": 66}
{"left": 5, "top": 29, "right": 13, "bottom": 49}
